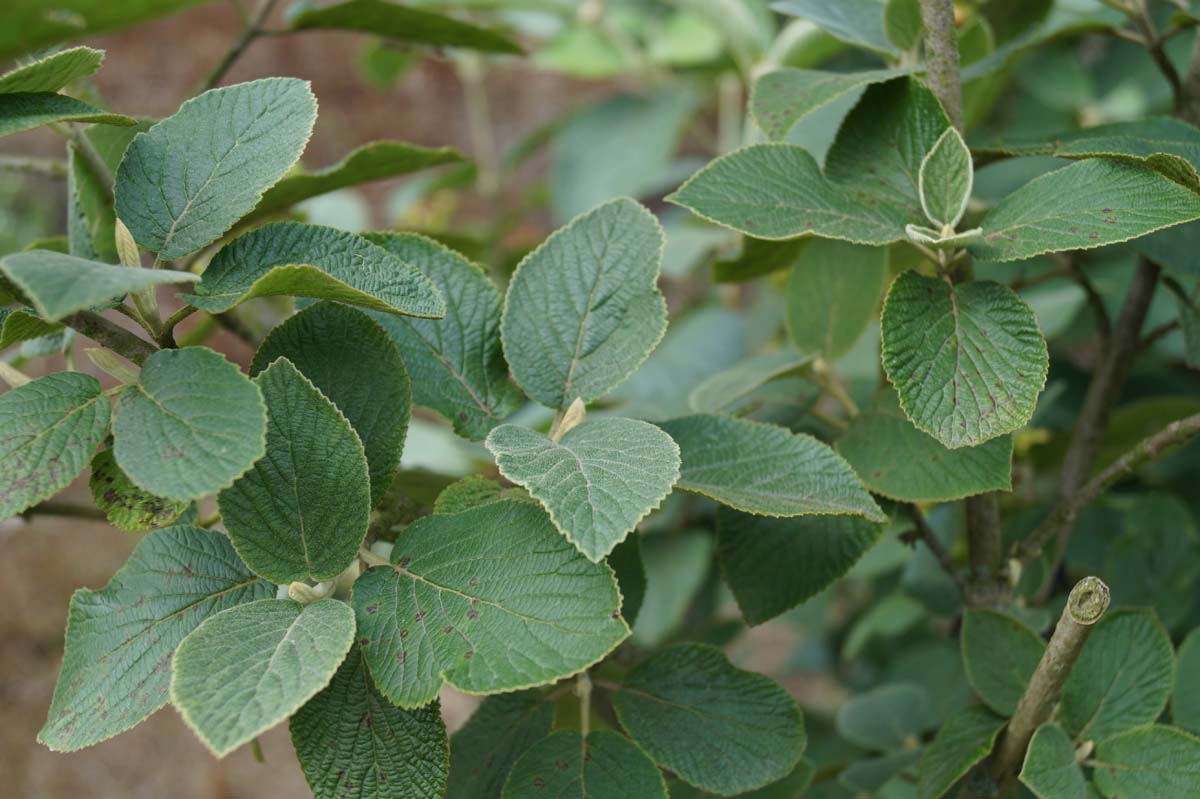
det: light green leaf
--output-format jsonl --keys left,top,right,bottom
{"left": 882, "top": 271, "right": 1048, "bottom": 449}
{"left": 89, "top": 448, "right": 188, "bottom": 531}
{"left": 0, "top": 46, "right": 104, "bottom": 93}
{"left": 1061, "top": 609, "right": 1175, "bottom": 744}
{"left": 786, "top": 239, "right": 887, "bottom": 359}
{"left": 290, "top": 645, "right": 448, "bottom": 799}
{"left": 751, "top": 67, "right": 918, "bottom": 140}
{"left": 920, "top": 128, "right": 973, "bottom": 229}
{"left": 434, "top": 476, "right": 533, "bottom": 515}
{"left": 251, "top": 301, "right": 409, "bottom": 504}
{"left": 836, "top": 683, "right": 932, "bottom": 752}
{"left": 0, "top": 249, "right": 198, "bottom": 321}
{"left": 446, "top": 691, "right": 554, "bottom": 799}
{"left": 220, "top": 358, "right": 370, "bottom": 583}
{"left": 1173, "top": 628, "right": 1200, "bottom": 734}
{"left": 660, "top": 414, "right": 885, "bottom": 521}
{"left": 486, "top": 419, "right": 679, "bottom": 561}
{"left": 183, "top": 222, "right": 445, "bottom": 318}
{"left": 171, "top": 598, "right": 356, "bottom": 757}
{"left": 0, "top": 307, "right": 62, "bottom": 350}
{"left": 612, "top": 643, "right": 805, "bottom": 796}
{"left": 688, "top": 350, "right": 814, "bottom": 414}
{"left": 363, "top": 232, "right": 522, "bottom": 440}
{"left": 501, "top": 198, "right": 667, "bottom": 409}
{"left": 717, "top": 506, "right": 883, "bottom": 625}
{"left": 772, "top": 0, "right": 898, "bottom": 55}
{"left": 115, "top": 78, "right": 317, "bottom": 259}
{"left": 961, "top": 609, "right": 1045, "bottom": 716}
{"left": 1092, "top": 725, "right": 1200, "bottom": 799}
{"left": 502, "top": 730, "right": 667, "bottom": 799}
{"left": 38, "top": 525, "right": 273, "bottom": 751}
{"left": 112, "top": 347, "right": 267, "bottom": 502}
{"left": 1020, "top": 723, "right": 1087, "bottom": 799}
{"left": 0, "top": 1, "right": 207, "bottom": 61}
{"left": 352, "top": 500, "right": 629, "bottom": 708}
{"left": 0, "top": 92, "right": 134, "bottom": 137}
{"left": 971, "top": 160, "right": 1200, "bottom": 262}
{"left": 290, "top": 0, "right": 523, "bottom": 54}
{"left": 884, "top": 0, "right": 923, "bottom": 50}
{"left": 916, "top": 705, "right": 1005, "bottom": 799}
{"left": 0, "top": 371, "right": 109, "bottom": 520}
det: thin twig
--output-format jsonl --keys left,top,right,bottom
{"left": 965, "top": 493, "right": 1006, "bottom": 608}
{"left": 201, "top": 0, "right": 281, "bottom": 90}
{"left": 904, "top": 504, "right": 964, "bottom": 592}
{"left": 1130, "top": 2, "right": 1184, "bottom": 112}
{"left": 918, "top": 0, "right": 964, "bottom": 131}
{"left": 157, "top": 305, "right": 199, "bottom": 348}
{"left": 1140, "top": 319, "right": 1179, "bottom": 350}
{"left": 1060, "top": 254, "right": 1112, "bottom": 343}
{"left": 60, "top": 311, "right": 158, "bottom": 365}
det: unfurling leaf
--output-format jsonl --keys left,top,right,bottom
{"left": 919, "top": 127, "right": 973, "bottom": 229}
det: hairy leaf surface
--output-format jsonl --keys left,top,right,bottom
{"left": 89, "top": 448, "right": 188, "bottom": 531}
{"left": 786, "top": 239, "right": 887, "bottom": 359}
{"left": 501, "top": 730, "right": 667, "bottom": 799}
{"left": 961, "top": 609, "right": 1045, "bottom": 716}
{"left": 751, "top": 67, "right": 919, "bottom": 140}
{"left": 0, "top": 92, "right": 134, "bottom": 137}
{"left": 1092, "top": 725, "right": 1200, "bottom": 799}
{"left": 0, "top": 46, "right": 104, "bottom": 93}
{"left": 446, "top": 691, "right": 554, "bottom": 799}
{"left": 1020, "top": 723, "right": 1087, "bottom": 799}
{"left": 916, "top": 705, "right": 1006, "bottom": 799}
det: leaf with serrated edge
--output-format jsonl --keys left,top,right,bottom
{"left": 882, "top": 271, "right": 1048, "bottom": 449}
{"left": 0, "top": 46, "right": 104, "bottom": 94}
{"left": 446, "top": 691, "right": 554, "bottom": 799}
{"left": 38, "top": 525, "right": 273, "bottom": 751}
{"left": 0, "top": 307, "right": 60, "bottom": 349}
{"left": 612, "top": 643, "right": 805, "bottom": 796}
{"left": 220, "top": 358, "right": 370, "bottom": 583}
{"left": 501, "top": 730, "right": 668, "bottom": 799}
{"left": 751, "top": 66, "right": 919, "bottom": 140}
{"left": 661, "top": 414, "right": 885, "bottom": 521}
{"left": 352, "top": 499, "right": 628, "bottom": 708}
{"left": 114, "top": 77, "right": 316, "bottom": 259}
{"left": 1092, "top": 725, "right": 1200, "bottom": 799}
{"left": 1020, "top": 723, "right": 1088, "bottom": 799}
{"left": 171, "top": 598, "right": 355, "bottom": 757}
{"left": 916, "top": 705, "right": 1005, "bottom": 799}
{"left": 0, "top": 93, "right": 134, "bottom": 137}
{"left": 112, "top": 347, "right": 266, "bottom": 502}
{"left": 89, "top": 448, "right": 188, "bottom": 531}
{"left": 501, "top": 198, "right": 667, "bottom": 409}
{"left": 919, "top": 128, "right": 973, "bottom": 228}
{"left": 0, "top": 372, "right": 109, "bottom": 520}
{"left": 290, "top": 645, "right": 448, "bottom": 799}
{"left": 786, "top": 239, "right": 888, "bottom": 360}
{"left": 486, "top": 418, "right": 679, "bottom": 561}
{"left": 961, "top": 609, "right": 1045, "bottom": 716}
{"left": 183, "top": 222, "right": 445, "bottom": 318}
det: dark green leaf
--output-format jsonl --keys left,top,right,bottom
{"left": 89, "top": 448, "right": 188, "bottom": 531}
{"left": 835, "top": 683, "right": 932, "bottom": 752}
{"left": 1173, "top": 628, "right": 1200, "bottom": 734}
{"left": 290, "top": 0, "right": 523, "bottom": 54}
{"left": 751, "top": 67, "right": 919, "bottom": 140}
{"left": 1092, "top": 725, "right": 1200, "bottom": 799}
{"left": 0, "top": 92, "right": 134, "bottom": 137}
{"left": 916, "top": 705, "right": 1005, "bottom": 799}
{"left": 786, "top": 239, "right": 887, "bottom": 359}
{"left": 961, "top": 609, "right": 1045, "bottom": 716}
{"left": 1020, "top": 723, "right": 1087, "bottom": 799}
{"left": 446, "top": 691, "right": 554, "bottom": 799}
{"left": 501, "top": 730, "right": 668, "bottom": 799}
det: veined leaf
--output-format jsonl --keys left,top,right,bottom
{"left": 485, "top": 418, "right": 680, "bottom": 561}
{"left": 772, "top": 0, "right": 898, "bottom": 55}
{"left": 220, "top": 358, "right": 370, "bottom": 584}
{"left": 0, "top": 1, "right": 207, "bottom": 61}
{"left": 786, "top": 239, "right": 887, "bottom": 359}
{"left": 751, "top": 66, "right": 919, "bottom": 140}
{"left": 0, "top": 92, "right": 134, "bottom": 137}
{"left": 961, "top": 609, "right": 1045, "bottom": 716}
{"left": 0, "top": 249, "right": 198, "bottom": 321}
{"left": 38, "top": 525, "right": 273, "bottom": 751}
{"left": 89, "top": 448, "right": 188, "bottom": 531}
{"left": 183, "top": 222, "right": 445, "bottom": 318}
{"left": 446, "top": 691, "right": 554, "bottom": 799}
{"left": 881, "top": 271, "right": 1048, "bottom": 449}
{"left": 115, "top": 78, "right": 317, "bottom": 259}
{"left": 434, "top": 475, "right": 533, "bottom": 515}
{"left": 290, "top": 0, "right": 523, "bottom": 54}
{"left": 0, "top": 307, "right": 62, "bottom": 350}
{"left": 1092, "top": 725, "right": 1200, "bottom": 799}
{"left": 1174, "top": 629, "right": 1200, "bottom": 734}
{"left": 612, "top": 644, "right": 806, "bottom": 796}
{"left": 502, "top": 198, "right": 667, "bottom": 409}
{"left": 916, "top": 705, "right": 1005, "bottom": 799}
{"left": 920, "top": 128, "right": 973, "bottom": 229}
{"left": 364, "top": 233, "right": 523, "bottom": 440}
{"left": 660, "top": 414, "right": 885, "bottom": 521}
{"left": 688, "top": 350, "right": 814, "bottom": 414}
{"left": 0, "top": 371, "right": 109, "bottom": 520}
{"left": 1020, "top": 723, "right": 1088, "bottom": 799}
{"left": 836, "top": 683, "right": 932, "bottom": 752}
{"left": 170, "top": 598, "right": 356, "bottom": 757}
{"left": 668, "top": 761, "right": 816, "bottom": 799}
{"left": 290, "top": 645, "right": 448, "bottom": 799}
{"left": 0, "top": 46, "right": 104, "bottom": 93}
{"left": 352, "top": 500, "right": 629, "bottom": 708}
{"left": 112, "top": 347, "right": 267, "bottom": 502}
{"left": 501, "top": 730, "right": 668, "bottom": 799}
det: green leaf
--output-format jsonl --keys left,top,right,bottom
{"left": 786, "top": 239, "right": 888, "bottom": 359}
{"left": 502, "top": 198, "right": 667, "bottom": 409}
{"left": 0, "top": 371, "right": 109, "bottom": 520}
{"left": 290, "top": 0, "right": 523, "bottom": 54}
{"left": 171, "top": 598, "right": 355, "bottom": 757}
{"left": 251, "top": 301, "right": 409, "bottom": 504}
{"left": 836, "top": 390, "right": 1013, "bottom": 502}
{"left": 112, "top": 347, "right": 267, "bottom": 502}
{"left": 713, "top": 238, "right": 804, "bottom": 283}
{"left": 660, "top": 414, "right": 885, "bottom": 521}
{"left": 916, "top": 705, "right": 1005, "bottom": 799}
{"left": 290, "top": 645, "right": 448, "bottom": 799}
{"left": 0, "top": 307, "right": 62, "bottom": 350}
{"left": 750, "top": 67, "right": 918, "bottom": 140}
{"left": 836, "top": 683, "right": 932, "bottom": 752}
{"left": 961, "top": 609, "right": 1045, "bottom": 716}
{"left": 183, "top": 222, "right": 445, "bottom": 318}
{"left": 1020, "top": 723, "right": 1088, "bottom": 799}
{"left": 0, "top": 249, "right": 198, "bottom": 321}
{"left": 89, "top": 448, "right": 188, "bottom": 531}
{"left": 632, "top": 530, "right": 711, "bottom": 646}
{"left": 219, "top": 358, "right": 370, "bottom": 583}
{"left": 688, "top": 351, "right": 814, "bottom": 414}
{"left": 971, "top": 160, "right": 1200, "bottom": 262}
{"left": 485, "top": 419, "right": 679, "bottom": 562}
{"left": 612, "top": 643, "right": 805, "bottom": 796}
{"left": 434, "top": 476, "right": 533, "bottom": 515}
{"left": 607, "top": 535, "right": 646, "bottom": 630}
{"left": 0, "top": 0, "right": 207, "bottom": 61}
{"left": 669, "top": 761, "right": 815, "bottom": 799}
{"left": 67, "top": 141, "right": 114, "bottom": 261}
{"left": 249, "top": 140, "right": 463, "bottom": 220}
{"left": 1092, "top": 725, "right": 1200, "bottom": 799}
{"left": 920, "top": 128, "right": 973, "bottom": 229}
{"left": 502, "top": 730, "right": 667, "bottom": 799}
{"left": 881, "top": 271, "right": 1048, "bottom": 449}
{"left": 772, "top": 0, "right": 898, "bottom": 55}
{"left": 717, "top": 506, "right": 883, "bottom": 625}
{"left": 840, "top": 750, "right": 923, "bottom": 795}
{"left": 352, "top": 499, "right": 629, "bottom": 707}
{"left": 0, "top": 46, "right": 104, "bottom": 93}
{"left": 114, "top": 78, "right": 317, "bottom": 259}
{"left": 363, "top": 232, "right": 523, "bottom": 440}
{"left": 1061, "top": 609, "right": 1175, "bottom": 744}
{"left": 38, "top": 525, "right": 273, "bottom": 751}
{"left": 884, "top": 0, "right": 923, "bottom": 50}
{"left": 0, "top": 92, "right": 134, "bottom": 137}
{"left": 446, "top": 691, "right": 554, "bottom": 799}
{"left": 1173, "top": 628, "right": 1200, "bottom": 734}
